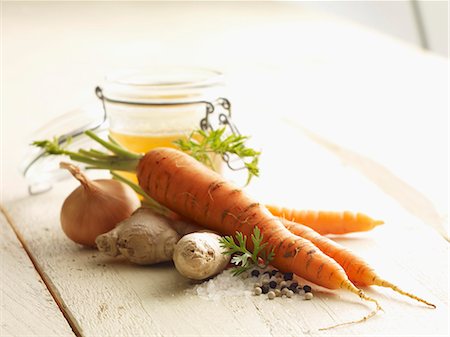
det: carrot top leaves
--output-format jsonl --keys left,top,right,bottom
{"left": 173, "top": 128, "right": 261, "bottom": 185}
{"left": 219, "top": 227, "right": 274, "bottom": 276}
{"left": 33, "top": 131, "right": 142, "bottom": 172}
{"left": 109, "top": 171, "right": 169, "bottom": 215}
{"left": 35, "top": 128, "right": 261, "bottom": 185}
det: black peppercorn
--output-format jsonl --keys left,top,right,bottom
{"left": 251, "top": 270, "right": 260, "bottom": 277}
{"left": 261, "top": 284, "right": 270, "bottom": 294}
{"left": 269, "top": 281, "right": 277, "bottom": 289}
{"left": 303, "top": 285, "right": 312, "bottom": 293}
{"left": 288, "top": 282, "right": 299, "bottom": 293}
{"left": 283, "top": 272, "right": 294, "bottom": 281}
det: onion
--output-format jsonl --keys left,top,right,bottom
{"left": 60, "top": 162, "right": 141, "bottom": 247}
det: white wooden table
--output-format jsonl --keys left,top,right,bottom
{"left": 1, "top": 2, "right": 448, "bottom": 336}
{"left": 2, "top": 120, "right": 449, "bottom": 336}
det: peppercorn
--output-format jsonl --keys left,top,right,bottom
{"left": 269, "top": 281, "right": 277, "bottom": 289}
{"left": 274, "top": 289, "right": 281, "bottom": 297}
{"left": 286, "top": 290, "right": 294, "bottom": 298}
{"left": 267, "top": 291, "right": 276, "bottom": 300}
{"left": 271, "top": 269, "right": 278, "bottom": 276}
{"left": 261, "top": 284, "right": 270, "bottom": 294}
{"left": 283, "top": 272, "right": 294, "bottom": 281}
{"left": 251, "top": 270, "right": 260, "bottom": 277}
{"left": 304, "top": 292, "right": 314, "bottom": 300}
{"left": 288, "top": 283, "right": 298, "bottom": 293}
{"left": 254, "top": 287, "right": 262, "bottom": 296}
{"left": 279, "top": 281, "right": 287, "bottom": 289}
{"left": 303, "top": 285, "right": 312, "bottom": 293}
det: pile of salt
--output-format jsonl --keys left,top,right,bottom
{"left": 186, "top": 269, "right": 254, "bottom": 301}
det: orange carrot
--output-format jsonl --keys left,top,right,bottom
{"left": 137, "top": 148, "right": 344, "bottom": 286}
{"left": 267, "top": 205, "right": 384, "bottom": 235}
{"left": 36, "top": 136, "right": 382, "bottom": 329}
{"left": 283, "top": 219, "right": 435, "bottom": 308}
{"left": 34, "top": 137, "right": 376, "bottom": 298}
{"left": 137, "top": 148, "right": 381, "bottom": 324}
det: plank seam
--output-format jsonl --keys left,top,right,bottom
{"left": 0, "top": 205, "right": 82, "bottom": 337}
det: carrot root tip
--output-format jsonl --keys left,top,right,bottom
{"left": 380, "top": 280, "right": 436, "bottom": 308}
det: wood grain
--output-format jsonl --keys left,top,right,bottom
{"left": 0, "top": 210, "right": 75, "bottom": 337}
{"left": 2, "top": 127, "right": 448, "bottom": 336}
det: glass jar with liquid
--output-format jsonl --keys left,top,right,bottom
{"left": 99, "top": 67, "right": 226, "bottom": 152}
{"left": 21, "top": 67, "right": 228, "bottom": 194}
{"left": 97, "top": 66, "right": 228, "bottom": 184}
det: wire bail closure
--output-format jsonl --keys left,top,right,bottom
{"left": 197, "top": 97, "right": 246, "bottom": 172}
{"left": 199, "top": 97, "right": 240, "bottom": 136}
{"left": 24, "top": 85, "right": 242, "bottom": 196}
{"left": 96, "top": 86, "right": 240, "bottom": 136}
{"left": 95, "top": 86, "right": 243, "bottom": 171}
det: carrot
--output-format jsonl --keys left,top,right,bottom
{"left": 35, "top": 137, "right": 382, "bottom": 327}
{"left": 266, "top": 205, "right": 384, "bottom": 235}
{"left": 283, "top": 219, "right": 436, "bottom": 308}
{"left": 137, "top": 148, "right": 381, "bottom": 322}
{"left": 138, "top": 148, "right": 339, "bottom": 286}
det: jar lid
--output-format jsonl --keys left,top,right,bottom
{"left": 101, "top": 66, "right": 225, "bottom": 104}
{"left": 20, "top": 103, "right": 107, "bottom": 195}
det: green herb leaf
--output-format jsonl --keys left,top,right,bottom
{"left": 219, "top": 227, "right": 274, "bottom": 276}
{"left": 174, "top": 128, "right": 261, "bottom": 185}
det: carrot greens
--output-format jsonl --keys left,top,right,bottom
{"left": 173, "top": 128, "right": 260, "bottom": 185}
{"left": 34, "top": 127, "right": 261, "bottom": 186}
{"left": 33, "top": 132, "right": 142, "bottom": 172}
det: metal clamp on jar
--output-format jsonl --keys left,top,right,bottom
{"left": 96, "top": 67, "right": 235, "bottom": 153}
{"left": 21, "top": 67, "right": 236, "bottom": 194}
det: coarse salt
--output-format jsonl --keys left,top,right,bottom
{"left": 186, "top": 269, "right": 255, "bottom": 301}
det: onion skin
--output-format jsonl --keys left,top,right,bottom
{"left": 60, "top": 164, "right": 141, "bottom": 247}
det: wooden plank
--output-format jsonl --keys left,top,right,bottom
{"left": 0, "top": 210, "right": 75, "bottom": 337}
{"left": 2, "top": 124, "right": 448, "bottom": 336}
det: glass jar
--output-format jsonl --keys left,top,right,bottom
{"left": 98, "top": 66, "right": 227, "bottom": 154}
{"left": 21, "top": 66, "right": 230, "bottom": 194}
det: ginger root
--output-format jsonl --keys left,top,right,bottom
{"left": 95, "top": 208, "right": 180, "bottom": 265}
{"left": 173, "top": 232, "right": 230, "bottom": 280}
{"left": 96, "top": 208, "right": 230, "bottom": 279}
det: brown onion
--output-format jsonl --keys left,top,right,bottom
{"left": 60, "top": 162, "right": 141, "bottom": 247}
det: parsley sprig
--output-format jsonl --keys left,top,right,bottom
{"left": 174, "top": 128, "right": 260, "bottom": 185}
{"left": 219, "top": 227, "right": 275, "bottom": 276}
